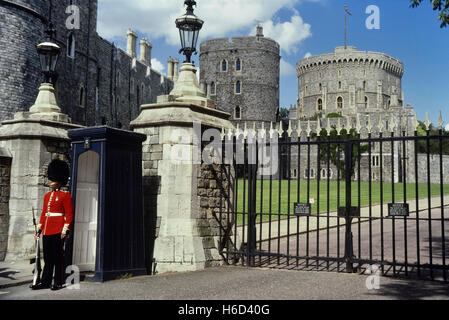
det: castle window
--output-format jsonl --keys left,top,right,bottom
{"left": 337, "top": 96, "right": 343, "bottom": 109}
{"left": 363, "top": 81, "right": 367, "bottom": 90}
{"left": 79, "top": 87, "right": 85, "bottom": 107}
{"left": 365, "top": 96, "right": 369, "bottom": 109}
{"left": 372, "top": 155, "right": 380, "bottom": 167}
{"left": 235, "top": 81, "right": 241, "bottom": 94}
{"left": 338, "top": 81, "right": 342, "bottom": 90}
{"left": 221, "top": 60, "right": 227, "bottom": 72}
{"left": 236, "top": 59, "right": 241, "bottom": 71}
{"left": 321, "top": 169, "right": 327, "bottom": 179}
{"left": 317, "top": 98, "right": 323, "bottom": 111}
{"left": 305, "top": 86, "right": 308, "bottom": 96}
{"left": 211, "top": 82, "right": 216, "bottom": 95}
{"left": 319, "top": 83, "right": 322, "bottom": 92}
{"left": 67, "top": 32, "right": 75, "bottom": 59}
{"left": 235, "top": 106, "right": 241, "bottom": 119}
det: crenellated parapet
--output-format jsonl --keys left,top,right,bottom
{"left": 297, "top": 46, "right": 404, "bottom": 78}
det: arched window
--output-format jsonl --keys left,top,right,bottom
{"left": 221, "top": 60, "right": 227, "bottom": 72}
{"left": 67, "top": 32, "right": 75, "bottom": 58}
{"left": 79, "top": 87, "right": 84, "bottom": 107}
{"left": 211, "top": 82, "right": 216, "bottom": 95}
{"left": 235, "top": 106, "right": 241, "bottom": 119}
{"left": 236, "top": 58, "right": 241, "bottom": 71}
{"left": 319, "top": 83, "right": 322, "bottom": 92}
{"left": 235, "top": 81, "right": 241, "bottom": 94}
{"left": 317, "top": 98, "right": 323, "bottom": 111}
{"left": 337, "top": 96, "right": 343, "bottom": 109}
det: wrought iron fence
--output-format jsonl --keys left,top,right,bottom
{"left": 215, "top": 115, "right": 449, "bottom": 282}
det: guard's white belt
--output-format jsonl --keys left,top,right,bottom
{"left": 45, "top": 212, "right": 64, "bottom": 217}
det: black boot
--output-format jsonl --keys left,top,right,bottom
{"left": 30, "top": 283, "right": 50, "bottom": 290}
{"left": 51, "top": 284, "right": 63, "bottom": 291}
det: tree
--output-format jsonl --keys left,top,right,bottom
{"left": 278, "top": 107, "right": 289, "bottom": 120}
{"left": 312, "top": 128, "right": 369, "bottom": 178}
{"left": 410, "top": 0, "right": 449, "bottom": 28}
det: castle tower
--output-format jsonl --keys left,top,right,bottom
{"left": 199, "top": 26, "right": 280, "bottom": 125}
{"left": 296, "top": 46, "right": 404, "bottom": 119}
{"left": 0, "top": 1, "right": 48, "bottom": 121}
{"left": 0, "top": 0, "right": 99, "bottom": 125}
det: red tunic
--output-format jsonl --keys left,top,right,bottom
{"left": 38, "top": 190, "right": 74, "bottom": 236}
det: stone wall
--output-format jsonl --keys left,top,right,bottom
{"left": 0, "top": 1, "right": 46, "bottom": 122}
{"left": 0, "top": 0, "right": 174, "bottom": 128}
{"left": 0, "top": 150, "right": 12, "bottom": 260}
{"left": 197, "top": 162, "right": 234, "bottom": 266}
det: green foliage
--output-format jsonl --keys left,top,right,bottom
{"left": 303, "top": 113, "right": 323, "bottom": 121}
{"left": 326, "top": 113, "right": 343, "bottom": 119}
{"left": 279, "top": 108, "right": 289, "bottom": 120}
{"left": 410, "top": 0, "right": 449, "bottom": 28}
{"left": 312, "top": 128, "right": 369, "bottom": 178}
{"left": 415, "top": 121, "right": 449, "bottom": 155}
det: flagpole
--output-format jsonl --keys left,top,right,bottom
{"left": 344, "top": 10, "right": 347, "bottom": 49}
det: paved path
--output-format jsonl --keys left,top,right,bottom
{"left": 1, "top": 266, "right": 449, "bottom": 300}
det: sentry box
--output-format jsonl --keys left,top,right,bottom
{"left": 66, "top": 126, "right": 147, "bottom": 282}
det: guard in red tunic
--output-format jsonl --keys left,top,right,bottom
{"left": 31, "top": 159, "right": 73, "bottom": 291}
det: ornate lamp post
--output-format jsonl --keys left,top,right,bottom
{"left": 168, "top": 0, "right": 213, "bottom": 106}
{"left": 36, "top": 22, "right": 61, "bottom": 85}
{"left": 175, "top": 0, "right": 204, "bottom": 64}
{"left": 29, "top": 6, "right": 64, "bottom": 117}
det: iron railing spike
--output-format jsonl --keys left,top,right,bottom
{"left": 287, "top": 120, "right": 293, "bottom": 138}
{"left": 425, "top": 112, "right": 431, "bottom": 131}
{"left": 306, "top": 120, "right": 312, "bottom": 137}
{"left": 438, "top": 110, "right": 444, "bottom": 129}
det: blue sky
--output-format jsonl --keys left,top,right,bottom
{"left": 97, "top": 0, "right": 448, "bottom": 127}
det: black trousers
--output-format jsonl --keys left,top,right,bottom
{"left": 41, "top": 234, "right": 65, "bottom": 286}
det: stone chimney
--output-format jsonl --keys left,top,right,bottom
{"left": 167, "top": 58, "right": 174, "bottom": 80}
{"left": 140, "top": 38, "right": 152, "bottom": 66}
{"left": 173, "top": 59, "right": 179, "bottom": 81}
{"left": 256, "top": 25, "right": 264, "bottom": 37}
{"left": 126, "top": 29, "right": 138, "bottom": 58}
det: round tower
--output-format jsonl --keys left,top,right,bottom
{"left": 0, "top": 0, "right": 48, "bottom": 122}
{"left": 296, "top": 46, "right": 404, "bottom": 119}
{"left": 199, "top": 26, "right": 280, "bottom": 125}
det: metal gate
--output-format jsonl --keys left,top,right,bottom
{"left": 214, "top": 117, "right": 449, "bottom": 282}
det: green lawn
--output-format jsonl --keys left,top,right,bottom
{"left": 234, "top": 179, "right": 449, "bottom": 221}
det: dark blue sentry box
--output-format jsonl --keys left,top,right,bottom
{"left": 67, "top": 126, "right": 147, "bottom": 282}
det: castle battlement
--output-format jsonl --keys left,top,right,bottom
{"left": 297, "top": 46, "right": 404, "bottom": 78}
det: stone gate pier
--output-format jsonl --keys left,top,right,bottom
{"left": 0, "top": 83, "right": 82, "bottom": 261}
{"left": 130, "top": 62, "right": 234, "bottom": 274}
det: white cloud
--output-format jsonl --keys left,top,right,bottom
{"left": 445, "top": 123, "right": 449, "bottom": 132}
{"left": 97, "top": 0, "right": 314, "bottom": 54}
{"left": 280, "top": 59, "right": 296, "bottom": 77}
{"left": 254, "top": 10, "right": 312, "bottom": 55}
{"left": 304, "top": 52, "right": 312, "bottom": 58}
{"left": 151, "top": 58, "right": 165, "bottom": 74}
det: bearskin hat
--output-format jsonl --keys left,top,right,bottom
{"left": 47, "top": 159, "right": 70, "bottom": 186}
